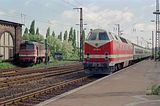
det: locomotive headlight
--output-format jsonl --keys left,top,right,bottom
{"left": 105, "top": 53, "right": 108, "bottom": 59}
{"left": 87, "top": 53, "right": 90, "bottom": 59}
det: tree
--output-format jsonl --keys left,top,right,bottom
{"left": 63, "top": 30, "right": 68, "bottom": 41}
{"left": 22, "top": 34, "right": 29, "bottom": 41}
{"left": 73, "top": 29, "right": 76, "bottom": 50}
{"left": 29, "top": 20, "right": 35, "bottom": 35}
{"left": 68, "top": 27, "right": 73, "bottom": 42}
{"left": 23, "top": 27, "right": 29, "bottom": 40}
{"left": 52, "top": 30, "right": 55, "bottom": 37}
{"left": 36, "top": 28, "right": 40, "bottom": 35}
{"left": 24, "top": 27, "right": 28, "bottom": 35}
{"left": 62, "top": 40, "right": 74, "bottom": 59}
{"left": 58, "top": 32, "right": 62, "bottom": 41}
{"left": 22, "top": 20, "right": 44, "bottom": 43}
{"left": 82, "top": 30, "right": 86, "bottom": 40}
{"left": 46, "top": 27, "right": 50, "bottom": 38}
{"left": 47, "top": 35, "right": 57, "bottom": 54}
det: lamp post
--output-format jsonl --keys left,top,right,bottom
{"left": 152, "top": 31, "right": 154, "bottom": 59}
{"left": 150, "top": 20, "right": 155, "bottom": 60}
{"left": 73, "top": 8, "right": 84, "bottom": 61}
{"left": 153, "top": 0, "right": 160, "bottom": 61}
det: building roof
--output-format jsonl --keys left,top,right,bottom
{"left": 0, "top": 19, "right": 23, "bottom": 26}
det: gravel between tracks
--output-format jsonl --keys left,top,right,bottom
{"left": 0, "top": 70, "right": 85, "bottom": 100}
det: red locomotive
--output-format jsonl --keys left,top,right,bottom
{"left": 18, "top": 41, "right": 48, "bottom": 64}
{"left": 84, "top": 29, "right": 151, "bottom": 75}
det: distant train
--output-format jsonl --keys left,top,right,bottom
{"left": 18, "top": 41, "right": 50, "bottom": 64}
{"left": 83, "top": 29, "right": 151, "bottom": 75}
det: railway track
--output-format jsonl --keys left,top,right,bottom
{"left": 0, "top": 67, "right": 84, "bottom": 89}
{"left": 0, "top": 75, "right": 96, "bottom": 106}
{"left": 0, "top": 63, "right": 83, "bottom": 88}
{"left": 0, "top": 61, "right": 142, "bottom": 106}
{"left": 0, "top": 63, "right": 92, "bottom": 106}
{"left": 0, "top": 63, "right": 81, "bottom": 77}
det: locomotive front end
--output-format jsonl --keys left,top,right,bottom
{"left": 84, "top": 29, "right": 112, "bottom": 74}
{"left": 19, "top": 41, "right": 37, "bottom": 63}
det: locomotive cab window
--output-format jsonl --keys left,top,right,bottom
{"left": 99, "top": 32, "right": 109, "bottom": 40}
{"left": 88, "top": 32, "right": 97, "bottom": 40}
{"left": 20, "top": 44, "right": 34, "bottom": 49}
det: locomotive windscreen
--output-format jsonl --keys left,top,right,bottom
{"left": 88, "top": 31, "right": 109, "bottom": 40}
{"left": 99, "top": 32, "right": 109, "bottom": 40}
{"left": 20, "top": 43, "right": 34, "bottom": 49}
{"left": 88, "top": 32, "right": 97, "bottom": 40}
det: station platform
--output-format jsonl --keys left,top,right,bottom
{"left": 36, "top": 60, "right": 160, "bottom": 106}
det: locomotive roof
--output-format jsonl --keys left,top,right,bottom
{"left": 132, "top": 43, "right": 151, "bottom": 50}
{"left": 21, "top": 41, "right": 44, "bottom": 45}
{"left": 91, "top": 29, "right": 106, "bottom": 32}
{"left": 92, "top": 29, "right": 130, "bottom": 43}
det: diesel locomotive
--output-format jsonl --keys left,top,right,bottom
{"left": 84, "top": 29, "right": 151, "bottom": 75}
{"left": 18, "top": 41, "right": 49, "bottom": 64}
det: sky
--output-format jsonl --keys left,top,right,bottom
{"left": 0, "top": 0, "right": 156, "bottom": 47}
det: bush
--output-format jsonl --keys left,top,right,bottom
{"left": 151, "top": 85, "right": 160, "bottom": 95}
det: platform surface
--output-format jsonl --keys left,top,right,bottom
{"left": 36, "top": 60, "right": 160, "bottom": 106}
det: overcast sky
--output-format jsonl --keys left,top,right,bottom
{"left": 0, "top": 0, "right": 156, "bottom": 46}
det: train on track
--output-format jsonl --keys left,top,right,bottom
{"left": 18, "top": 41, "right": 50, "bottom": 64}
{"left": 83, "top": 29, "right": 151, "bottom": 75}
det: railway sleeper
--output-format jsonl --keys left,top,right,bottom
{"left": 17, "top": 101, "right": 34, "bottom": 106}
{"left": 25, "top": 98, "right": 41, "bottom": 104}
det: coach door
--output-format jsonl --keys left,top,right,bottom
{"left": 0, "top": 32, "right": 14, "bottom": 60}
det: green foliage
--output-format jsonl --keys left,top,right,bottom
{"left": 46, "top": 27, "right": 50, "bottom": 38}
{"left": 73, "top": 29, "right": 76, "bottom": 51}
{"left": 68, "top": 27, "right": 73, "bottom": 42}
{"left": 24, "top": 27, "right": 29, "bottom": 34}
{"left": 23, "top": 33, "right": 30, "bottom": 40}
{"left": 29, "top": 20, "right": 35, "bottom": 35}
{"left": 23, "top": 33, "right": 44, "bottom": 43}
{"left": 36, "top": 28, "right": 40, "bottom": 35}
{"left": 47, "top": 35, "right": 79, "bottom": 60}
{"left": 0, "top": 62, "right": 16, "bottom": 69}
{"left": 151, "top": 85, "right": 160, "bottom": 95}
{"left": 55, "top": 38, "right": 62, "bottom": 51}
{"left": 23, "top": 21, "right": 79, "bottom": 60}
{"left": 61, "top": 40, "right": 73, "bottom": 59}
{"left": 63, "top": 30, "right": 68, "bottom": 41}
{"left": 23, "top": 20, "right": 44, "bottom": 43}
{"left": 47, "top": 35, "right": 57, "bottom": 53}
{"left": 69, "top": 48, "right": 79, "bottom": 60}
{"left": 47, "top": 35, "right": 62, "bottom": 54}
{"left": 52, "top": 30, "right": 55, "bottom": 37}
{"left": 58, "top": 32, "right": 62, "bottom": 41}
{"left": 32, "top": 60, "right": 77, "bottom": 68}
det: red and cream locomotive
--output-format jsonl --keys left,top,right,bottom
{"left": 18, "top": 41, "right": 48, "bottom": 64}
{"left": 84, "top": 29, "right": 151, "bottom": 75}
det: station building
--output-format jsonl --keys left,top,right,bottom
{"left": 0, "top": 20, "right": 22, "bottom": 60}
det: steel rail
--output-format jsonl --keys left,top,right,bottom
{"left": 0, "top": 64, "right": 82, "bottom": 77}
{"left": 0, "top": 67, "right": 84, "bottom": 89}
{"left": 0, "top": 76, "right": 88, "bottom": 106}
